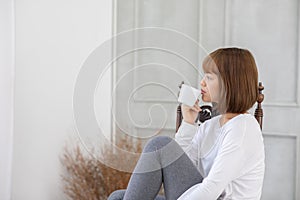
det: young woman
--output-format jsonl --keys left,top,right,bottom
{"left": 108, "top": 47, "right": 265, "bottom": 200}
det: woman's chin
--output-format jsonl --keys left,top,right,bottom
{"left": 201, "top": 96, "right": 211, "bottom": 102}
{"left": 203, "top": 100, "right": 211, "bottom": 103}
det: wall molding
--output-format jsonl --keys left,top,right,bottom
{"left": 263, "top": 131, "right": 299, "bottom": 199}
{"left": 224, "top": 0, "right": 300, "bottom": 108}
{"left": 0, "top": 0, "right": 15, "bottom": 199}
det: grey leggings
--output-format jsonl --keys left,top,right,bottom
{"left": 108, "top": 136, "right": 203, "bottom": 200}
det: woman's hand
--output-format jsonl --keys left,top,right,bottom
{"left": 181, "top": 100, "right": 202, "bottom": 125}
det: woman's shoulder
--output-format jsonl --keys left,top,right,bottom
{"left": 202, "top": 113, "right": 258, "bottom": 129}
{"left": 222, "top": 114, "right": 262, "bottom": 145}
{"left": 225, "top": 113, "right": 260, "bottom": 130}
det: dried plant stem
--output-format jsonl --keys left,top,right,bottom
{"left": 61, "top": 137, "right": 142, "bottom": 200}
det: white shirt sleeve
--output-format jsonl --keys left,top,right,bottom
{"left": 177, "top": 123, "right": 247, "bottom": 200}
{"left": 174, "top": 121, "right": 200, "bottom": 167}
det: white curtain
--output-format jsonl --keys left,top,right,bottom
{"left": 0, "top": 0, "right": 14, "bottom": 199}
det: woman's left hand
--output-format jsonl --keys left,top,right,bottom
{"left": 181, "top": 100, "right": 202, "bottom": 125}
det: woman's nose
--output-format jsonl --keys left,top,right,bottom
{"left": 200, "top": 77, "right": 206, "bottom": 87}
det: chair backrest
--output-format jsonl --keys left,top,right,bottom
{"left": 175, "top": 82, "right": 264, "bottom": 132}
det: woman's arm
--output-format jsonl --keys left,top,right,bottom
{"left": 175, "top": 121, "right": 202, "bottom": 166}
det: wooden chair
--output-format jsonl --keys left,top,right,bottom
{"left": 175, "top": 82, "right": 264, "bottom": 132}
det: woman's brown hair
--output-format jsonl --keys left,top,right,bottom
{"left": 203, "top": 47, "right": 258, "bottom": 114}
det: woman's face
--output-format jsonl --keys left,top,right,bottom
{"left": 200, "top": 71, "right": 220, "bottom": 103}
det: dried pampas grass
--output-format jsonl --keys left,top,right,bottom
{"left": 60, "top": 137, "right": 142, "bottom": 200}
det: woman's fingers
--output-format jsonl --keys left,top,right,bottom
{"left": 181, "top": 102, "right": 202, "bottom": 124}
{"left": 190, "top": 107, "right": 199, "bottom": 112}
{"left": 181, "top": 102, "right": 202, "bottom": 112}
{"left": 193, "top": 103, "right": 202, "bottom": 112}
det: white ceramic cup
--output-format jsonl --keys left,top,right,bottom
{"left": 178, "top": 84, "right": 201, "bottom": 107}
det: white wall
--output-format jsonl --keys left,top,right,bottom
{"left": 0, "top": 0, "right": 14, "bottom": 199}
{"left": 11, "top": 0, "right": 112, "bottom": 199}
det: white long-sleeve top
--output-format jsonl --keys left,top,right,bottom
{"left": 175, "top": 113, "right": 265, "bottom": 200}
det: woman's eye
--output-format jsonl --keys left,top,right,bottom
{"left": 205, "top": 75, "right": 212, "bottom": 80}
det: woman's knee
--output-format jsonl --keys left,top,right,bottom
{"left": 107, "top": 189, "right": 126, "bottom": 200}
{"left": 144, "top": 136, "right": 173, "bottom": 153}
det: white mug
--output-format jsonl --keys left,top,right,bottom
{"left": 178, "top": 84, "right": 201, "bottom": 107}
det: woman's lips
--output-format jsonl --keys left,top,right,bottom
{"left": 201, "top": 89, "right": 206, "bottom": 94}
